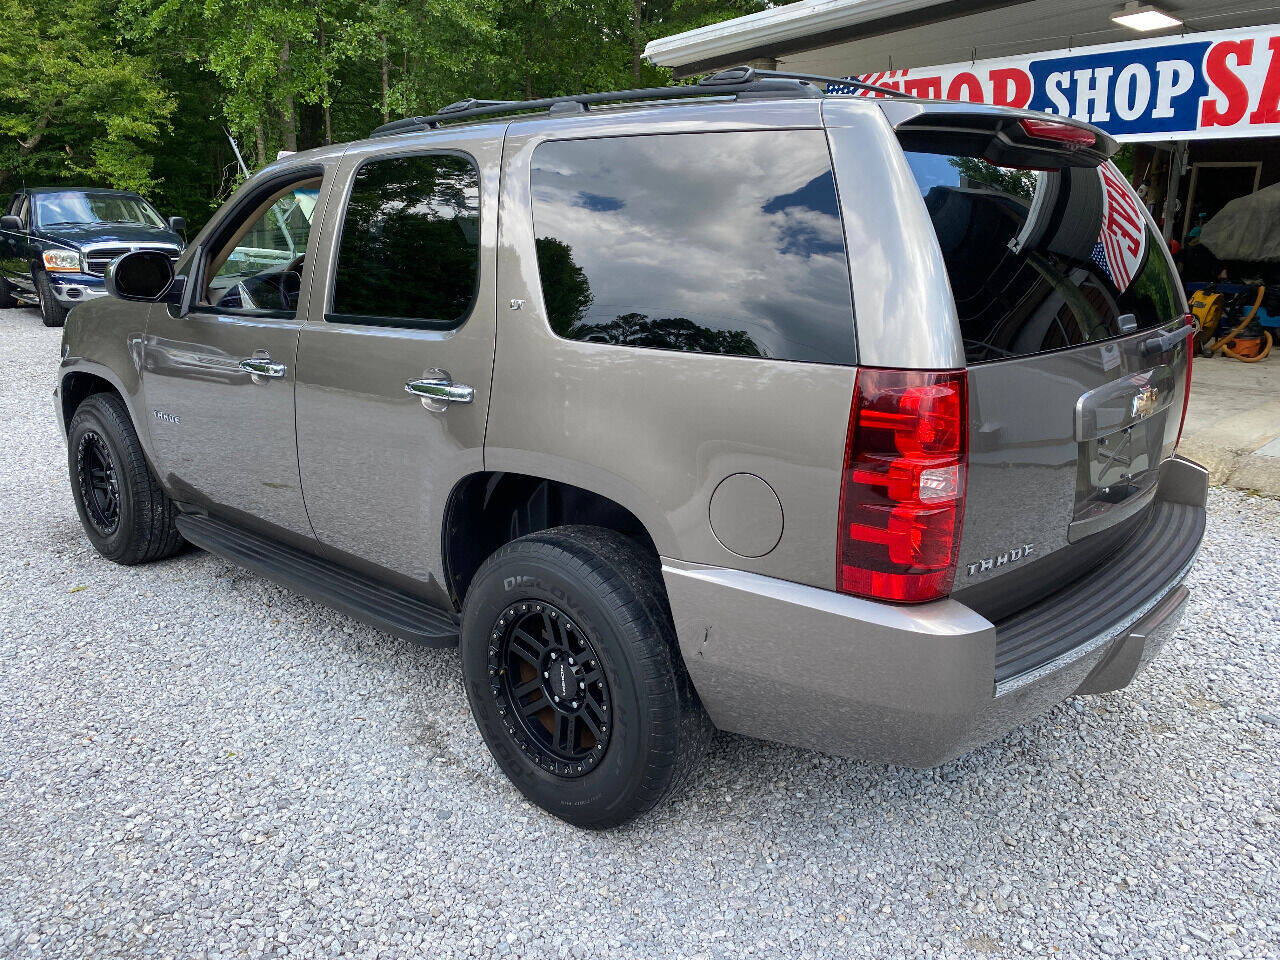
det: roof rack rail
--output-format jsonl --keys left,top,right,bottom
{"left": 367, "top": 65, "right": 907, "bottom": 138}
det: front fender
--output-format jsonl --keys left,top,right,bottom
{"left": 57, "top": 298, "right": 156, "bottom": 460}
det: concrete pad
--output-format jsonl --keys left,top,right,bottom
{"left": 1254, "top": 435, "right": 1280, "bottom": 458}
{"left": 1180, "top": 354, "right": 1280, "bottom": 496}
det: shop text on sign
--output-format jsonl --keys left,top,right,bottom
{"left": 830, "top": 24, "right": 1280, "bottom": 142}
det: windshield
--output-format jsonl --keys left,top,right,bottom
{"left": 902, "top": 150, "right": 1182, "bottom": 364}
{"left": 35, "top": 192, "right": 166, "bottom": 230}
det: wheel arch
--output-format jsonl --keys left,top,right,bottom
{"left": 60, "top": 370, "right": 122, "bottom": 433}
{"left": 442, "top": 471, "right": 669, "bottom": 608}
{"left": 58, "top": 363, "right": 150, "bottom": 459}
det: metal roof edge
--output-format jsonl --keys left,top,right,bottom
{"left": 643, "top": 0, "right": 948, "bottom": 68}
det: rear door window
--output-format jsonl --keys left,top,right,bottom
{"left": 902, "top": 150, "right": 1181, "bottom": 364}
{"left": 529, "top": 130, "right": 856, "bottom": 364}
{"left": 330, "top": 153, "right": 480, "bottom": 328}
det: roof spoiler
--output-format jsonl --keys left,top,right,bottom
{"left": 877, "top": 99, "right": 1119, "bottom": 168}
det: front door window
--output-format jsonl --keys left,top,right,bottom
{"left": 204, "top": 181, "right": 320, "bottom": 314}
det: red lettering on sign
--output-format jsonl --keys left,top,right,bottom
{"left": 903, "top": 76, "right": 942, "bottom": 99}
{"left": 1202, "top": 39, "right": 1254, "bottom": 127}
{"left": 990, "top": 68, "right": 1032, "bottom": 108}
{"left": 946, "top": 72, "right": 985, "bottom": 102}
{"left": 1248, "top": 36, "right": 1280, "bottom": 124}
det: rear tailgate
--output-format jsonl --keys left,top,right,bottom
{"left": 891, "top": 110, "right": 1191, "bottom": 625}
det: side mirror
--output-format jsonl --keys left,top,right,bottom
{"left": 0, "top": 215, "right": 21, "bottom": 231}
{"left": 104, "top": 250, "right": 174, "bottom": 302}
{"left": 167, "top": 216, "right": 186, "bottom": 235}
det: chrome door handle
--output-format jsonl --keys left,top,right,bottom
{"left": 404, "top": 377, "right": 474, "bottom": 404}
{"left": 239, "top": 357, "right": 287, "bottom": 378}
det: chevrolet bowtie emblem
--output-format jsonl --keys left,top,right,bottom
{"left": 1131, "top": 385, "right": 1159, "bottom": 419}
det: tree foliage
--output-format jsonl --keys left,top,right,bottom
{"left": 0, "top": 0, "right": 173, "bottom": 192}
{"left": 2, "top": 0, "right": 798, "bottom": 227}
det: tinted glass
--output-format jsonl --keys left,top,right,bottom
{"left": 331, "top": 154, "right": 480, "bottom": 326}
{"left": 36, "top": 192, "right": 165, "bottom": 229}
{"left": 205, "top": 183, "right": 320, "bottom": 313}
{"left": 530, "top": 131, "right": 855, "bottom": 363}
{"left": 903, "top": 150, "right": 1181, "bottom": 364}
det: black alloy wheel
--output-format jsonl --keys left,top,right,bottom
{"left": 489, "top": 600, "right": 612, "bottom": 778}
{"left": 66, "top": 392, "right": 184, "bottom": 565}
{"left": 460, "top": 525, "right": 712, "bottom": 828}
{"left": 76, "top": 429, "right": 121, "bottom": 536}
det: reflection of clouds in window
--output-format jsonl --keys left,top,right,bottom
{"left": 531, "top": 131, "right": 856, "bottom": 364}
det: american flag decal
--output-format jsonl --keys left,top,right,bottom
{"left": 825, "top": 71, "right": 909, "bottom": 97}
{"left": 1095, "top": 163, "right": 1147, "bottom": 293}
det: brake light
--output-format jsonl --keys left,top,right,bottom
{"left": 838, "top": 368, "right": 968, "bottom": 603}
{"left": 1018, "top": 117, "right": 1096, "bottom": 147}
{"left": 1176, "top": 312, "right": 1195, "bottom": 447}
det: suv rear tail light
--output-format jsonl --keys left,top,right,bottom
{"left": 1176, "top": 312, "right": 1195, "bottom": 447}
{"left": 1018, "top": 117, "right": 1096, "bottom": 147}
{"left": 838, "top": 368, "right": 968, "bottom": 603}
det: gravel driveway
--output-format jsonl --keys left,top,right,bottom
{"left": 1, "top": 305, "right": 1277, "bottom": 960}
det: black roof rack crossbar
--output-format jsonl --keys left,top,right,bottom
{"left": 368, "top": 65, "right": 907, "bottom": 138}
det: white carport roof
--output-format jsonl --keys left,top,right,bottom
{"left": 644, "top": 0, "right": 1272, "bottom": 78}
{"left": 643, "top": 0, "right": 1016, "bottom": 76}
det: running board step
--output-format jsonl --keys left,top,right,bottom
{"left": 175, "top": 513, "right": 459, "bottom": 646}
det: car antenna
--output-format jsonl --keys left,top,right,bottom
{"left": 225, "top": 128, "right": 251, "bottom": 179}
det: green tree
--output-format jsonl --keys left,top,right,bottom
{"left": 0, "top": 0, "right": 173, "bottom": 191}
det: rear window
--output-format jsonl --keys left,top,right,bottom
{"left": 530, "top": 131, "right": 856, "bottom": 364}
{"left": 902, "top": 150, "right": 1182, "bottom": 364}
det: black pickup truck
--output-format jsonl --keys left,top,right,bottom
{"left": 0, "top": 187, "right": 185, "bottom": 326}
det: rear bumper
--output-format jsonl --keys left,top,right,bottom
{"left": 661, "top": 456, "right": 1207, "bottom": 766}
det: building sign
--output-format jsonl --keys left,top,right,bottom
{"left": 830, "top": 24, "right": 1280, "bottom": 142}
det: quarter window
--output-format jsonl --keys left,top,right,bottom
{"left": 330, "top": 153, "right": 481, "bottom": 327}
{"left": 529, "top": 131, "right": 856, "bottom": 363}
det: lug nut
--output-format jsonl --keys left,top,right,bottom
{"left": 543, "top": 671, "right": 549, "bottom": 678}
{"left": 553, "top": 695, "right": 560, "bottom": 703}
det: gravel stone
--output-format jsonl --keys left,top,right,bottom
{"left": 1, "top": 307, "right": 1278, "bottom": 959}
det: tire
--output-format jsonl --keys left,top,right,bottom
{"left": 67, "top": 392, "right": 184, "bottom": 565}
{"left": 35, "top": 270, "right": 68, "bottom": 327}
{"left": 461, "top": 525, "right": 711, "bottom": 828}
{"left": 0, "top": 276, "right": 17, "bottom": 308}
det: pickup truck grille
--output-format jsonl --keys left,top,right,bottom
{"left": 993, "top": 499, "right": 1204, "bottom": 689}
{"left": 84, "top": 247, "right": 180, "bottom": 277}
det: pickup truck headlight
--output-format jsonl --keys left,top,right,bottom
{"left": 42, "top": 249, "right": 81, "bottom": 272}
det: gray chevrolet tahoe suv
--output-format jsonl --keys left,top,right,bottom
{"left": 55, "top": 69, "right": 1207, "bottom": 827}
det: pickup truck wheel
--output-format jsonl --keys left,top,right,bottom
{"left": 36, "top": 271, "right": 68, "bottom": 327}
{"left": 67, "top": 392, "right": 184, "bottom": 564}
{"left": 460, "top": 526, "right": 711, "bottom": 828}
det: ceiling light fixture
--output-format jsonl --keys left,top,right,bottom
{"left": 1111, "top": 2, "right": 1183, "bottom": 32}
